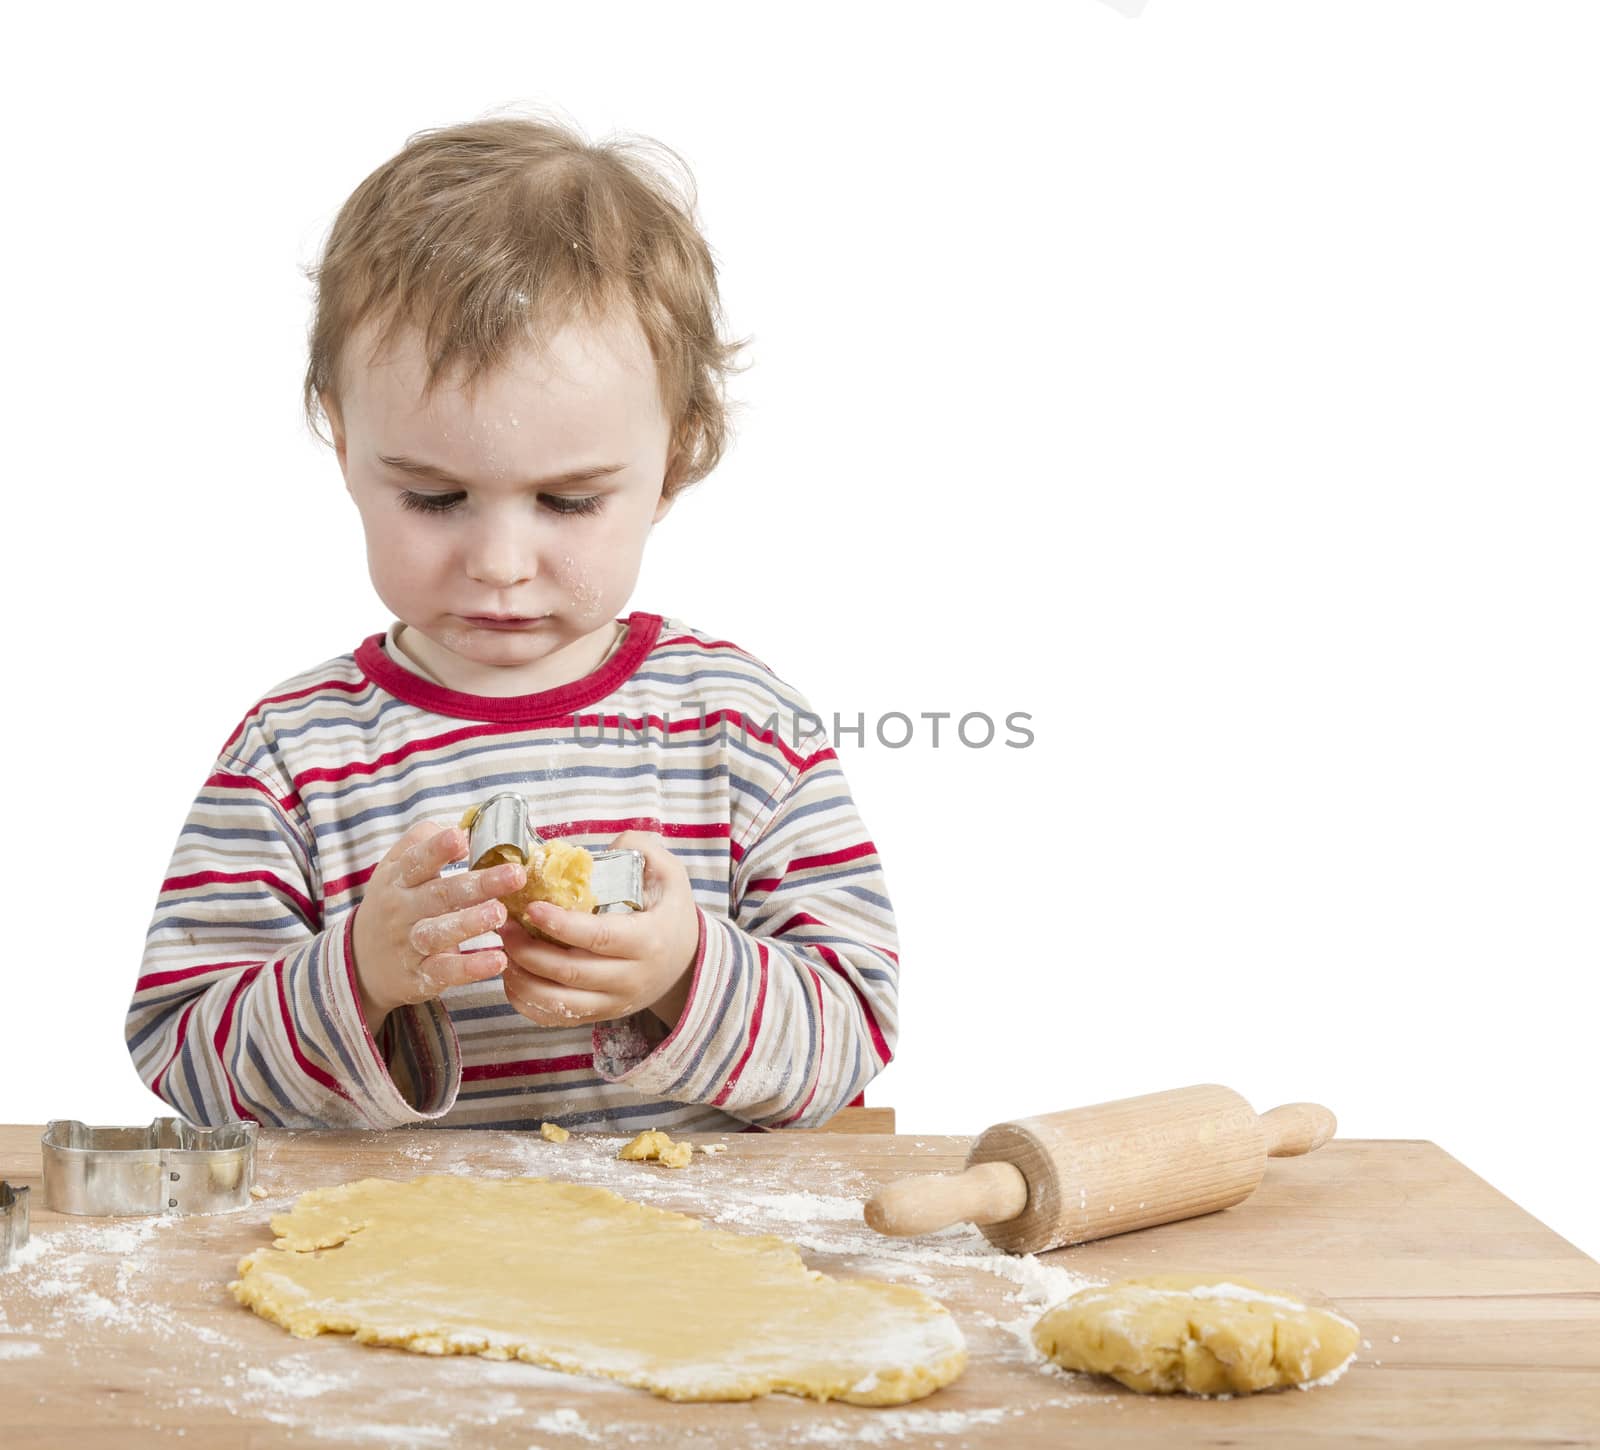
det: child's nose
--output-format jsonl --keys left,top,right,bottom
{"left": 463, "top": 511, "right": 542, "bottom": 585}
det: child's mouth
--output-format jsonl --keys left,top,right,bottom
{"left": 463, "top": 615, "right": 545, "bottom": 630}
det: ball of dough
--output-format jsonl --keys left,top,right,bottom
{"left": 503, "top": 839, "right": 598, "bottom": 927}
{"left": 1032, "top": 1273, "right": 1360, "bottom": 1396}
{"left": 459, "top": 806, "right": 598, "bottom": 937}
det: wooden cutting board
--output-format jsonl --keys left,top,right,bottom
{"left": 1, "top": 1124, "right": 1595, "bottom": 1447}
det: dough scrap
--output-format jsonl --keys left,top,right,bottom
{"left": 1032, "top": 1274, "right": 1359, "bottom": 1396}
{"left": 230, "top": 1176, "right": 965, "bottom": 1404}
{"left": 539, "top": 1122, "right": 570, "bottom": 1143}
{"left": 619, "top": 1129, "right": 694, "bottom": 1168}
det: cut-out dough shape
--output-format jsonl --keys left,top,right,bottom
{"left": 1032, "top": 1273, "right": 1360, "bottom": 1395}
{"left": 230, "top": 1176, "right": 967, "bottom": 1404}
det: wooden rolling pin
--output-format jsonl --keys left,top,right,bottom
{"left": 863, "top": 1084, "right": 1336, "bottom": 1255}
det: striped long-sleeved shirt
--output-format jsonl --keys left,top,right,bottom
{"left": 126, "top": 612, "right": 899, "bottom": 1134}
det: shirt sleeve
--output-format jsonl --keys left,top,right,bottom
{"left": 591, "top": 731, "right": 900, "bottom": 1127}
{"left": 125, "top": 746, "right": 463, "bottom": 1129}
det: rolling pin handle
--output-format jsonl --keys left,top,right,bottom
{"left": 1261, "top": 1102, "right": 1337, "bottom": 1157}
{"left": 863, "top": 1161, "right": 1029, "bottom": 1237}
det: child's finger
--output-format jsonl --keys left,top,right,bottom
{"left": 410, "top": 898, "right": 506, "bottom": 956}
{"left": 608, "top": 831, "right": 688, "bottom": 910}
{"left": 395, "top": 823, "right": 466, "bottom": 888}
{"left": 501, "top": 966, "right": 614, "bottom": 1024}
{"left": 523, "top": 902, "right": 643, "bottom": 959}
{"left": 502, "top": 937, "right": 632, "bottom": 993}
{"left": 426, "top": 948, "right": 509, "bottom": 992}
{"left": 418, "top": 861, "right": 525, "bottom": 918}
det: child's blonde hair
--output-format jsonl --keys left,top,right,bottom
{"left": 303, "top": 112, "right": 746, "bottom": 497}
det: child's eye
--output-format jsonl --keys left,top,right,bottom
{"left": 541, "top": 494, "right": 605, "bottom": 517}
{"left": 397, "top": 490, "right": 465, "bottom": 515}
{"left": 397, "top": 491, "right": 605, "bottom": 518}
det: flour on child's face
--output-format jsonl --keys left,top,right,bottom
{"left": 332, "top": 310, "right": 675, "bottom": 690}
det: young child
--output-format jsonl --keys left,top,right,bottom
{"left": 125, "top": 116, "right": 898, "bottom": 1134}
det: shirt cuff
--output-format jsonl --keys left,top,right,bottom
{"left": 327, "top": 912, "right": 461, "bottom": 1125}
{"left": 591, "top": 904, "right": 730, "bottom": 1096}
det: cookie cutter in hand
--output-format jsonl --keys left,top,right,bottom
{"left": 41, "top": 1117, "right": 258, "bottom": 1217}
{"left": 465, "top": 791, "right": 645, "bottom": 914}
{"left": 1, "top": 1180, "right": 28, "bottom": 1266}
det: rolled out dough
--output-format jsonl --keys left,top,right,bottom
{"left": 230, "top": 1176, "right": 966, "bottom": 1404}
{"left": 1032, "top": 1273, "right": 1360, "bottom": 1395}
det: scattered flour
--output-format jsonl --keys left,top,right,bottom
{"left": 530, "top": 1406, "right": 603, "bottom": 1439}
{"left": 742, "top": 1192, "right": 871, "bottom": 1222}
{"left": 0, "top": 1214, "right": 177, "bottom": 1337}
{"left": 245, "top": 1359, "right": 352, "bottom": 1399}
{"left": 782, "top": 1407, "right": 1015, "bottom": 1443}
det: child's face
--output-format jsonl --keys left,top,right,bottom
{"left": 328, "top": 310, "right": 676, "bottom": 672}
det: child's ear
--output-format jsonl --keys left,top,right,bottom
{"left": 652, "top": 433, "right": 688, "bottom": 522}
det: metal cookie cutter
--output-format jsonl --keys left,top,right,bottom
{"left": 1, "top": 1181, "right": 28, "bottom": 1267}
{"left": 42, "top": 1117, "right": 258, "bottom": 1217}
{"left": 466, "top": 791, "right": 645, "bottom": 913}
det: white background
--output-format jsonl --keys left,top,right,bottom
{"left": 2, "top": 2, "right": 1595, "bottom": 1258}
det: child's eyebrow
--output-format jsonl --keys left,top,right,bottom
{"left": 377, "top": 454, "right": 627, "bottom": 489}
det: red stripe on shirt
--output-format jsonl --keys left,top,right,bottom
{"left": 137, "top": 958, "right": 264, "bottom": 993}
{"left": 770, "top": 913, "right": 895, "bottom": 1067}
{"left": 778, "top": 966, "right": 827, "bottom": 1127}
{"left": 221, "top": 675, "right": 368, "bottom": 756}
{"left": 814, "top": 941, "right": 895, "bottom": 1067}
{"left": 540, "top": 818, "right": 730, "bottom": 841}
{"left": 213, "top": 965, "right": 266, "bottom": 1121}
{"left": 293, "top": 720, "right": 513, "bottom": 788}
{"left": 273, "top": 959, "right": 353, "bottom": 1102}
{"left": 746, "top": 840, "right": 881, "bottom": 893}
{"left": 461, "top": 1053, "right": 595, "bottom": 1083}
{"left": 787, "top": 841, "right": 877, "bottom": 873}
{"left": 204, "top": 769, "right": 303, "bottom": 818}
{"left": 161, "top": 869, "right": 318, "bottom": 925}
{"left": 152, "top": 1000, "right": 199, "bottom": 1098}
{"left": 712, "top": 941, "right": 770, "bottom": 1108}
{"left": 773, "top": 911, "right": 899, "bottom": 971}
{"left": 656, "top": 631, "right": 770, "bottom": 664}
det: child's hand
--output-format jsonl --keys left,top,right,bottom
{"left": 351, "top": 821, "right": 528, "bottom": 1033}
{"left": 499, "top": 832, "right": 700, "bottom": 1031}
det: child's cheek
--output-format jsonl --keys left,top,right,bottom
{"left": 557, "top": 550, "right": 605, "bottom": 615}
{"left": 380, "top": 511, "right": 445, "bottom": 574}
